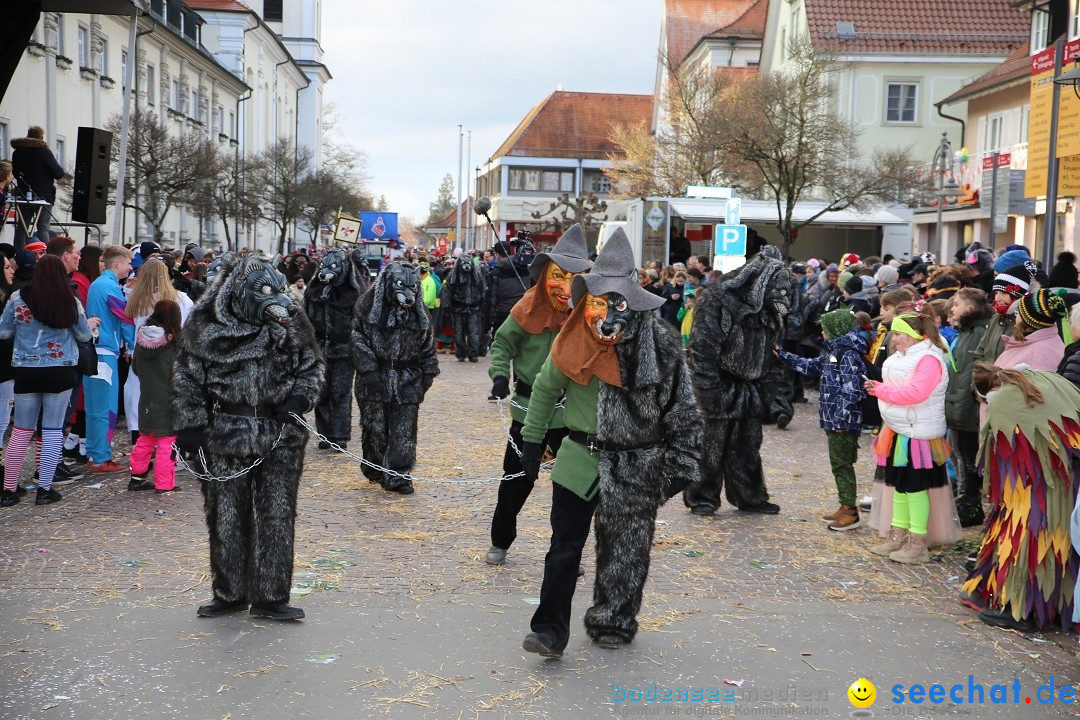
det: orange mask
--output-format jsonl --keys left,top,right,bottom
{"left": 545, "top": 262, "right": 577, "bottom": 312}
{"left": 583, "top": 292, "right": 629, "bottom": 345}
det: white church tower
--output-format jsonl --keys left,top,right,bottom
{"left": 258, "top": 0, "right": 330, "bottom": 169}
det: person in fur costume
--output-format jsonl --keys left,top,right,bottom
{"left": 961, "top": 364, "right": 1080, "bottom": 632}
{"left": 519, "top": 229, "right": 702, "bottom": 658}
{"left": 683, "top": 251, "right": 794, "bottom": 515}
{"left": 442, "top": 254, "right": 486, "bottom": 362}
{"left": 304, "top": 249, "right": 370, "bottom": 450}
{"left": 172, "top": 254, "right": 325, "bottom": 621}
{"left": 485, "top": 224, "right": 592, "bottom": 566}
{"left": 351, "top": 261, "right": 440, "bottom": 494}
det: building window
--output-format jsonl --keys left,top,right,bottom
{"left": 540, "top": 170, "right": 573, "bottom": 192}
{"left": 98, "top": 38, "right": 109, "bottom": 75}
{"left": 264, "top": 0, "right": 283, "bottom": 21}
{"left": 190, "top": 89, "right": 198, "bottom": 117}
{"left": 1020, "top": 104, "right": 1030, "bottom": 144}
{"left": 77, "top": 24, "right": 89, "bottom": 68}
{"left": 885, "top": 82, "right": 917, "bottom": 123}
{"left": 54, "top": 14, "right": 65, "bottom": 55}
{"left": 1032, "top": 9, "right": 1050, "bottom": 54}
{"left": 229, "top": 110, "right": 235, "bottom": 137}
{"left": 985, "top": 113, "right": 1004, "bottom": 152}
{"left": 0, "top": 121, "right": 8, "bottom": 160}
{"left": 216, "top": 105, "right": 224, "bottom": 133}
{"left": 145, "top": 63, "right": 155, "bottom": 104}
{"left": 55, "top": 137, "right": 66, "bottom": 167}
{"left": 172, "top": 79, "right": 180, "bottom": 110}
{"left": 1073, "top": 0, "right": 1080, "bottom": 38}
{"left": 585, "top": 171, "right": 611, "bottom": 194}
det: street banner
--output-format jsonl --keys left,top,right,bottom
{"left": 333, "top": 210, "right": 362, "bottom": 243}
{"left": 358, "top": 212, "right": 399, "bottom": 240}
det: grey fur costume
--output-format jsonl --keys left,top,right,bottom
{"left": 304, "top": 249, "right": 371, "bottom": 444}
{"left": 443, "top": 255, "right": 486, "bottom": 361}
{"left": 683, "top": 253, "right": 792, "bottom": 513}
{"left": 172, "top": 254, "right": 325, "bottom": 610}
{"left": 585, "top": 315, "right": 702, "bottom": 642}
{"left": 351, "top": 262, "right": 440, "bottom": 492}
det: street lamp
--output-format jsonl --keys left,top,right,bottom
{"left": 931, "top": 132, "right": 963, "bottom": 258}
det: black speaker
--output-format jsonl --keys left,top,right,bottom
{"left": 71, "top": 126, "right": 113, "bottom": 225}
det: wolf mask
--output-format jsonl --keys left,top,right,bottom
{"left": 229, "top": 256, "right": 296, "bottom": 327}
{"left": 368, "top": 261, "right": 423, "bottom": 327}
{"left": 583, "top": 291, "right": 643, "bottom": 345}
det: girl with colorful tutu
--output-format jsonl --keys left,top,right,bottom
{"left": 962, "top": 364, "right": 1080, "bottom": 631}
{"left": 865, "top": 309, "right": 961, "bottom": 562}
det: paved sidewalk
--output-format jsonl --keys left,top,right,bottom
{"left": 1, "top": 356, "right": 1078, "bottom": 719}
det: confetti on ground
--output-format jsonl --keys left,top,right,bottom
{"left": 723, "top": 678, "right": 744, "bottom": 687}
{"left": 307, "top": 653, "right": 341, "bottom": 664}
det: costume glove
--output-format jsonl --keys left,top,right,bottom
{"left": 274, "top": 396, "right": 308, "bottom": 423}
{"left": 520, "top": 441, "right": 543, "bottom": 482}
{"left": 490, "top": 376, "right": 510, "bottom": 399}
{"left": 175, "top": 427, "right": 206, "bottom": 456}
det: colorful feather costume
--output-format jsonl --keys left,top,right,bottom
{"left": 962, "top": 371, "right": 1080, "bottom": 630}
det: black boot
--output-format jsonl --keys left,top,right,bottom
{"left": 1, "top": 489, "right": 19, "bottom": 507}
{"left": 35, "top": 487, "right": 62, "bottom": 505}
{"left": 197, "top": 598, "right": 249, "bottom": 618}
{"left": 522, "top": 632, "right": 562, "bottom": 658}
{"left": 249, "top": 602, "right": 305, "bottom": 621}
{"left": 594, "top": 633, "right": 628, "bottom": 649}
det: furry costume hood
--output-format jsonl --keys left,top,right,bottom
{"left": 366, "top": 261, "right": 429, "bottom": 329}
{"left": 307, "top": 248, "right": 365, "bottom": 301}
{"left": 136, "top": 324, "right": 171, "bottom": 349}
{"left": 704, "top": 253, "right": 792, "bottom": 334}
{"left": 182, "top": 254, "right": 313, "bottom": 364}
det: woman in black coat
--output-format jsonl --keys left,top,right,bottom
{"left": 659, "top": 273, "right": 687, "bottom": 328}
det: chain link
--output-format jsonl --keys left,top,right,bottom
{"left": 172, "top": 424, "right": 287, "bottom": 483}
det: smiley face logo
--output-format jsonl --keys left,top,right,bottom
{"left": 848, "top": 678, "right": 876, "bottom": 708}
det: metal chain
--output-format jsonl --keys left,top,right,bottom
{"left": 172, "top": 424, "right": 287, "bottom": 483}
{"left": 174, "top": 406, "right": 553, "bottom": 487}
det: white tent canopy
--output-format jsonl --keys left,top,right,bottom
{"left": 667, "top": 198, "right": 911, "bottom": 227}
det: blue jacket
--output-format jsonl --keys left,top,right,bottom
{"left": 778, "top": 331, "right": 867, "bottom": 433}
{"left": 0, "top": 291, "right": 92, "bottom": 368}
{"left": 86, "top": 269, "right": 135, "bottom": 355}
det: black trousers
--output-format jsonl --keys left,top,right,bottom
{"left": 201, "top": 444, "right": 303, "bottom": 606}
{"left": 490, "top": 421, "right": 568, "bottom": 550}
{"left": 454, "top": 310, "right": 482, "bottom": 360}
{"left": 314, "top": 358, "right": 354, "bottom": 443}
{"left": 360, "top": 401, "right": 419, "bottom": 490}
{"left": 684, "top": 416, "right": 769, "bottom": 510}
{"left": 531, "top": 483, "right": 598, "bottom": 652}
{"left": 951, "top": 429, "right": 983, "bottom": 511}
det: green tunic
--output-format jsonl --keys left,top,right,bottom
{"left": 521, "top": 355, "right": 600, "bottom": 501}
{"left": 488, "top": 314, "right": 565, "bottom": 427}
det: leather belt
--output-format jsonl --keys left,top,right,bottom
{"left": 378, "top": 359, "right": 418, "bottom": 371}
{"left": 212, "top": 401, "right": 275, "bottom": 419}
{"left": 567, "top": 429, "right": 661, "bottom": 454}
{"left": 515, "top": 379, "right": 532, "bottom": 398}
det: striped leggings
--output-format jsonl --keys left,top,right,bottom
{"left": 3, "top": 391, "right": 70, "bottom": 492}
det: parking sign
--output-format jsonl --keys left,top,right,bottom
{"left": 714, "top": 225, "right": 747, "bottom": 255}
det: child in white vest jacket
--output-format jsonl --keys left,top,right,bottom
{"left": 864, "top": 309, "right": 960, "bottom": 564}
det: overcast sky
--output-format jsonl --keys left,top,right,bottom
{"left": 322, "top": 2, "right": 660, "bottom": 223}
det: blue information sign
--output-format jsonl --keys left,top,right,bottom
{"left": 714, "top": 224, "right": 747, "bottom": 255}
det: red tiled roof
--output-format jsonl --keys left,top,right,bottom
{"left": 184, "top": 0, "right": 253, "bottom": 12}
{"left": 490, "top": 91, "right": 653, "bottom": 162}
{"left": 941, "top": 43, "right": 1031, "bottom": 105}
{"left": 805, "top": 0, "right": 1028, "bottom": 55}
{"left": 664, "top": 0, "right": 761, "bottom": 65}
{"left": 710, "top": 0, "right": 767, "bottom": 39}
{"left": 431, "top": 200, "right": 470, "bottom": 230}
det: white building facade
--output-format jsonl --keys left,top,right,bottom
{"left": 0, "top": 0, "right": 327, "bottom": 254}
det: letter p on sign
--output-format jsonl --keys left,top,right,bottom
{"left": 715, "top": 224, "right": 747, "bottom": 255}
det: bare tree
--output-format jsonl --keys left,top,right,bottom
{"left": 188, "top": 147, "right": 262, "bottom": 251}
{"left": 107, "top": 110, "right": 216, "bottom": 244}
{"left": 725, "top": 40, "right": 921, "bottom": 257}
{"left": 298, "top": 169, "right": 372, "bottom": 244}
{"left": 252, "top": 140, "right": 314, "bottom": 255}
{"left": 530, "top": 192, "right": 609, "bottom": 231}
{"left": 606, "top": 53, "right": 745, "bottom": 198}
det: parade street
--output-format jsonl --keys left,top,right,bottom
{"left": 1, "top": 355, "right": 1079, "bottom": 720}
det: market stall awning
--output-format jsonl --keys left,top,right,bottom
{"left": 668, "top": 198, "right": 911, "bottom": 227}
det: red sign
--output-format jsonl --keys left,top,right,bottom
{"left": 981, "top": 153, "right": 1011, "bottom": 170}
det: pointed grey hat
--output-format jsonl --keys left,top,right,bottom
{"left": 571, "top": 228, "right": 663, "bottom": 312}
{"left": 529, "top": 223, "right": 593, "bottom": 282}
